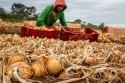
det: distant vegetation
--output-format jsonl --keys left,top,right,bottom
{"left": 0, "top": 3, "right": 38, "bottom": 22}
{"left": 67, "top": 19, "right": 107, "bottom": 30}
{"left": 0, "top": 3, "right": 107, "bottom": 30}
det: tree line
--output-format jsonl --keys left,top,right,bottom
{"left": 68, "top": 19, "right": 106, "bottom": 30}
{"left": 0, "top": 3, "right": 38, "bottom": 22}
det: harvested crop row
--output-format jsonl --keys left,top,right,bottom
{"left": 0, "top": 34, "right": 125, "bottom": 83}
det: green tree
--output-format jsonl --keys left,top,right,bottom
{"left": 11, "top": 3, "right": 36, "bottom": 21}
{"left": 81, "top": 21, "right": 86, "bottom": 28}
{"left": 86, "top": 22, "right": 99, "bottom": 29}
{"left": 28, "top": 13, "right": 38, "bottom": 20}
{"left": 74, "top": 19, "right": 82, "bottom": 23}
{"left": 98, "top": 23, "right": 105, "bottom": 30}
{"left": 26, "top": 6, "right": 36, "bottom": 17}
{"left": 11, "top": 3, "right": 26, "bottom": 16}
{"left": 0, "top": 7, "right": 6, "bottom": 19}
{"left": 87, "top": 22, "right": 92, "bottom": 27}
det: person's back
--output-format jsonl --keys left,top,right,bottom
{"left": 36, "top": 0, "right": 67, "bottom": 27}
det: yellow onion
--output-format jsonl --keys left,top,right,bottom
{"left": 59, "top": 70, "right": 81, "bottom": 79}
{"left": 114, "top": 50, "right": 123, "bottom": 56}
{"left": 37, "top": 56, "right": 48, "bottom": 64}
{"left": 60, "top": 58, "right": 69, "bottom": 68}
{"left": 119, "top": 73, "right": 125, "bottom": 81}
{"left": 34, "top": 27, "right": 40, "bottom": 30}
{"left": 0, "top": 19, "right": 2, "bottom": 22}
{"left": 23, "top": 21, "right": 29, "bottom": 26}
{"left": 54, "top": 26, "right": 59, "bottom": 30}
{"left": 31, "top": 62, "right": 46, "bottom": 77}
{"left": 96, "top": 58, "right": 104, "bottom": 64}
{"left": 40, "top": 26, "right": 47, "bottom": 30}
{"left": 59, "top": 71, "right": 68, "bottom": 79}
{"left": 8, "top": 55, "right": 25, "bottom": 65}
{"left": 118, "top": 69, "right": 125, "bottom": 81}
{"left": 45, "top": 57, "right": 63, "bottom": 75}
{"left": 112, "top": 55, "right": 120, "bottom": 62}
{"left": 79, "top": 29, "right": 85, "bottom": 34}
{"left": 73, "top": 58, "right": 81, "bottom": 64}
{"left": 29, "top": 21, "right": 36, "bottom": 27}
{"left": 84, "top": 56, "right": 97, "bottom": 65}
{"left": 6, "top": 62, "right": 32, "bottom": 79}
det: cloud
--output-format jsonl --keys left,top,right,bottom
{"left": 0, "top": 0, "right": 125, "bottom": 27}
{"left": 66, "top": 0, "right": 125, "bottom": 27}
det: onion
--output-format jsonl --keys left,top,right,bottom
{"left": 0, "top": 19, "right": 2, "bottom": 23}
{"left": 119, "top": 73, "right": 125, "bottom": 81}
{"left": 112, "top": 56, "right": 120, "bottom": 62}
{"left": 118, "top": 69, "right": 125, "bottom": 81}
{"left": 23, "top": 21, "right": 29, "bottom": 26}
{"left": 29, "top": 21, "right": 36, "bottom": 27}
{"left": 6, "top": 62, "right": 32, "bottom": 79}
{"left": 8, "top": 55, "right": 25, "bottom": 65}
{"left": 73, "top": 58, "right": 81, "bottom": 64}
{"left": 37, "top": 56, "right": 48, "bottom": 64}
{"left": 79, "top": 29, "right": 85, "bottom": 34}
{"left": 31, "top": 62, "right": 46, "bottom": 77}
{"left": 45, "top": 57, "right": 63, "bottom": 75}
{"left": 114, "top": 50, "right": 123, "bottom": 56}
{"left": 13, "top": 67, "right": 31, "bottom": 83}
{"left": 59, "top": 71, "right": 68, "bottom": 79}
{"left": 84, "top": 56, "right": 97, "bottom": 65}
{"left": 96, "top": 58, "right": 104, "bottom": 64}
{"left": 40, "top": 26, "right": 47, "bottom": 30}
{"left": 59, "top": 70, "right": 76, "bottom": 79}
{"left": 60, "top": 58, "right": 69, "bottom": 68}
{"left": 54, "top": 26, "right": 59, "bottom": 30}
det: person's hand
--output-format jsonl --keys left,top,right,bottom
{"left": 51, "top": 11, "right": 56, "bottom": 17}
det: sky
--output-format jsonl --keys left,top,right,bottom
{"left": 0, "top": 0, "right": 125, "bottom": 27}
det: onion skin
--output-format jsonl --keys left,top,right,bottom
{"left": 6, "top": 62, "right": 32, "bottom": 79}
{"left": 60, "top": 58, "right": 69, "bottom": 68}
{"left": 31, "top": 62, "right": 46, "bottom": 77}
{"left": 119, "top": 73, "right": 125, "bottom": 81}
{"left": 30, "top": 54, "right": 38, "bottom": 61}
{"left": 8, "top": 55, "right": 25, "bottom": 65}
{"left": 118, "top": 70, "right": 125, "bottom": 81}
{"left": 59, "top": 71, "right": 68, "bottom": 79}
{"left": 114, "top": 50, "right": 123, "bottom": 56}
{"left": 37, "top": 56, "right": 48, "bottom": 64}
{"left": 45, "top": 57, "right": 63, "bottom": 75}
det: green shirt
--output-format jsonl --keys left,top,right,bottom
{"left": 36, "top": 4, "right": 67, "bottom": 27}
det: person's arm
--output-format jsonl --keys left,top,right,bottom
{"left": 50, "top": 11, "right": 56, "bottom": 26}
{"left": 36, "top": 5, "right": 52, "bottom": 27}
{"left": 59, "top": 12, "right": 67, "bottom": 26}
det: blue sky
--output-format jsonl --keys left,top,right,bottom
{"left": 0, "top": 0, "right": 125, "bottom": 27}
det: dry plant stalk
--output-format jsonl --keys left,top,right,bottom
{"left": 0, "top": 58, "right": 3, "bottom": 83}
